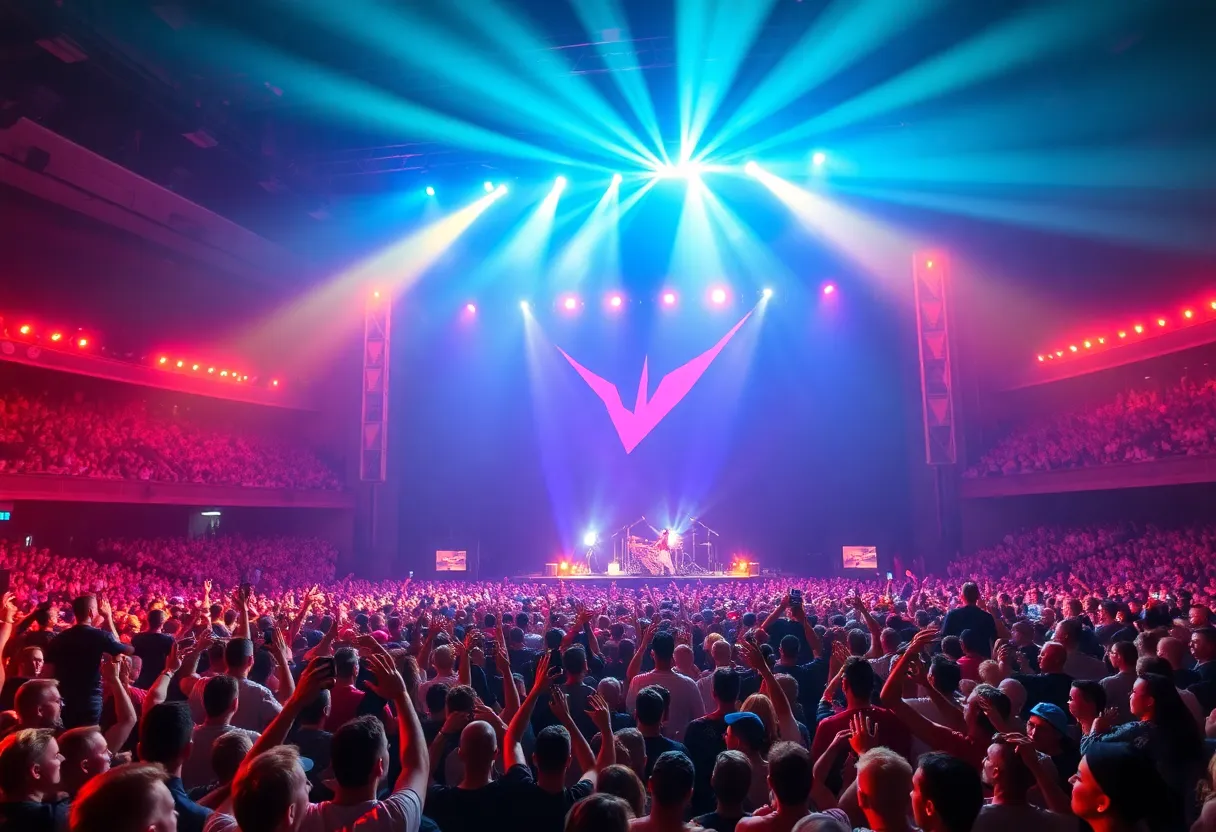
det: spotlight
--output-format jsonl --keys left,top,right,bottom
{"left": 1185, "top": 309, "right": 1194, "bottom": 319}
{"left": 662, "top": 291, "right": 677, "bottom": 306}
{"left": 1134, "top": 324, "right": 1144, "bottom": 334}
{"left": 823, "top": 283, "right": 836, "bottom": 296}
{"left": 495, "top": 184, "right": 509, "bottom": 196}
{"left": 608, "top": 294, "right": 623, "bottom": 309}
{"left": 17, "top": 325, "right": 30, "bottom": 336}
{"left": 926, "top": 260, "right": 934, "bottom": 269}
{"left": 1118, "top": 332, "right": 1127, "bottom": 339}
{"left": 1069, "top": 345, "right": 1078, "bottom": 353}
{"left": 271, "top": 379, "right": 279, "bottom": 387}
{"left": 611, "top": 173, "right": 622, "bottom": 186}
{"left": 1038, "top": 355, "right": 1045, "bottom": 362}
{"left": 520, "top": 300, "right": 530, "bottom": 313}
{"left": 762, "top": 287, "right": 774, "bottom": 299}
{"left": 558, "top": 560, "right": 570, "bottom": 573}
{"left": 1056, "top": 351, "right": 1064, "bottom": 357}
{"left": 710, "top": 288, "right": 727, "bottom": 305}
{"left": 373, "top": 290, "right": 381, "bottom": 299}
{"left": 582, "top": 531, "right": 598, "bottom": 547}
{"left": 1158, "top": 318, "right": 1166, "bottom": 327}
{"left": 484, "top": 181, "right": 494, "bottom": 192}
{"left": 77, "top": 337, "right": 88, "bottom": 348}
{"left": 743, "top": 161, "right": 759, "bottom": 176}
{"left": 425, "top": 186, "right": 435, "bottom": 196}
{"left": 554, "top": 175, "right": 567, "bottom": 190}
{"left": 176, "top": 360, "right": 184, "bottom": 368}
{"left": 207, "top": 367, "right": 215, "bottom": 374}
{"left": 50, "top": 332, "right": 62, "bottom": 342}
{"left": 1083, "top": 340, "right": 1092, "bottom": 349}
{"left": 192, "top": 364, "right": 199, "bottom": 371}
{"left": 220, "top": 370, "right": 229, "bottom": 377}
{"left": 466, "top": 303, "right": 477, "bottom": 315}
{"left": 811, "top": 150, "right": 827, "bottom": 167}
{"left": 563, "top": 295, "right": 579, "bottom": 311}
{"left": 158, "top": 357, "right": 168, "bottom": 365}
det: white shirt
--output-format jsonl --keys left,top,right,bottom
{"left": 299, "top": 787, "right": 422, "bottom": 832}
{"left": 625, "top": 667, "right": 705, "bottom": 740}
{"left": 189, "top": 674, "right": 282, "bottom": 732}
{"left": 697, "top": 668, "right": 725, "bottom": 712}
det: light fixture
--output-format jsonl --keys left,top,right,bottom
{"left": 823, "top": 283, "right": 836, "bottom": 296}
{"left": 710, "top": 288, "right": 727, "bottom": 305}
{"left": 50, "top": 333, "right": 62, "bottom": 342}
{"left": 465, "top": 303, "right": 477, "bottom": 315}
{"left": 811, "top": 150, "right": 827, "bottom": 167}
{"left": 582, "top": 531, "right": 598, "bottom": 547}
{"left": 762, "top": 288, "right": 774, "bottom": 299}
{"left": 662, "top": 291, "right": 677, "bottom": 306}
{"left": 743, "top": 161, "right": 759, "bottom": 176}
{"left": 77, "top": 337, "right": 88, "bottom": 348}
{"left": 484, "top": 181, "right": 494, "bottom": 192}
{"left": 425, "top": 186, "right": 435, "bottom": 196}
{"left": 611, "top": 173, "right": 623, "bottom": 186}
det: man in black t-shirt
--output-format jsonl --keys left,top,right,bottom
{"left": 686, "top": 668, "right": 740, "bottom": 815}
{"left": 942, "top": 583, "right": 998, "bottom": 656}
{"left": 44, "top": 595, "right": 132, "bottom": 729}
{"left": 131, "top": 609, "right": 175, "bottom": 689}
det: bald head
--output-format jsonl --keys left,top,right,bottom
{"left": 433, "top": 645, "right": 454, "bottom": 672}
{"left": 673, "top": 644, "right": 695, "bottom": 671}
{"left": 597, "top": 677, "right": 623, "bottom": 709}
{"left": 711, "top": 640, "right": 733, "bottom": 667}
{"left": 458, "top": 720, "right": 497, "bottom": 772}
{"left": 1157, "top": 637, "right": 1187, "bottom": 670}
{"left": 1039, "top": 642, "right": 1066, "bottom": 674}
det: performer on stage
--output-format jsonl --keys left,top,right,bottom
{"left": 656, "top": 529, "right": 675, "bottom": 576}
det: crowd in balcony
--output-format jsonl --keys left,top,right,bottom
{"left": 967, "top": 374, "right": 1216, "bottom": 477}
{"left": 0, "top": 390, "right": 342, "bottom": 490}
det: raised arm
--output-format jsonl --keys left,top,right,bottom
{"left": 793, "top": 606, "right": 823, "bottom": 659}
{"left": 0, "top": 593, "right": 15, "bottom": 692}
{"left": 505, "top": 651, "right": 551, "bottom": 770}
{"left": 492, "top": 641, "right": 521, "bottom": 722}
{"left": 851, "top": 596, "right": 884, "bottom": 660}
{"left": 1006, "top": 733, "right": 1072, "bottom": 814}
{"left": 760, "top": 595, "right": 790, "bottom": 635}
{"left": 269, "top": 628, "right": 296, "bottom": 704}
{"left": 366, "top": 651, "right": 429, "bottom": 796}
{"left": 741, "top": 638, "right": 799, "bottom": 741}
{"left": 101, "top": 655, "right": 137, "bottom": 753}
{"left": 586, "top": 694, "right": 616, "bottom": 775}
{"left": 549, "top": 687, "right": 598, "bottom": 784}
{"left": 243, "top": 659, "right": 336, "bottom": 766}
{"left": 144, "top": 642, "right": 183, "bottom": 711}
{"left": 626, "top": 621, "right": 657, "bottom": 686}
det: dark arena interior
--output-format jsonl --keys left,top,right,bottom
{"left": 1, "top": 1, "right": 1216, "bottom": 830}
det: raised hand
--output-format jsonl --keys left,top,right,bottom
{"left": 163, "top": 641, "right": 182, "bottom": 675}
{"left": 98, "top": 597, "right": 113, "bottom": 620}
{"left": 586, "top": 693, "right": 612, "bottom": 735}
{"left": 100, "top": 653, "right": 122, "bottom": 683}
{"left": 828, "top": 641, "right": 849, "bottom": 677}
{"left": 0, "top": 592, "right": 15, "bottom": 624}
{"left": 907, "top": 626, "right": 939, "bottom": 653}
{"left": 549, "top": 686, "right": 572, "bottom": 724}
{"left": 848, "top": 711, "right": 878, "bottom": 755}
{"left": 740, "top": 637, "right": 766, "bottom": 672}
{"left": 295, "top": 657, "right": 337, "bottom": 702}
{"left": 365, "top": 652, "right": 407, "bottom": 702}
{"left": 530, "top": 651, "right": 553, "bottom": 696}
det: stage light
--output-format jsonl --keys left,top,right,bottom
{"left": 191, "top": 364, "right": 199, "bottom": 371}
{"left": 77, "top": 337, "right": 88, "bottom": 348}
{"left": 1056, "top": 350, "right": 1064, "bottom": 357}
{"left": 1098, "top": 337, "right": 1106, "bottom": 344}
{"left": 1134, "top": 325, "right": 1144, "bottom": 334}
{"left": 271, "top": 379, "right": 279, "bottom": 387}
{"left": 207, "top": 367, "right": 215, "bottom": 374}
{"left": 743, "top": 161, "right": 759, "bottom": 176}
{"left": 611, "top": 173, "right": 622, "bottom": 186}
{"left": 823, "top": 283, "right": 836, "bottom": 296}
{"left": 558, "top": 560, "right": 570, "bottom": 573}
{"left": 220, "top": 370, "right": 229, "bottom": 377}
{"left": 1083, "top": 340, "right": 1092, "bottom": 349}
{"left": 1211, "top": 301, "right": 1216, "bottom": 310}
{"left": 17, "top": 325, "right": 30, "bottom": 336}
{"left": 1038, "top": 355, "right": 1045, "bottom": 362}
{"left": 1119, "top": 331, "right": 1127, "bottom": 339}
{"left": 608, "top": 294, "right": 623, "bottom": 309}
{"left": 484, "top": 181, "right": 494, "bottom": 192}
{"left": 662, "top": 291, "right": 677, "bottom": 306}
{"left": 554, "top": 175, "right": 567, "bottom": 190}
{"left": 925, "top": 260, "right": 934, "bottom": 269}
{"left": 241, "top": 375, "right": 248, "bottom": 381}
{"left": 158, "top": 356, "right": 168, "bottom": 365}
{"left": 710, "top": 287, "right": 727, "bottom": 305}
{"left": 519, "top": 300, "right": 530, "bottom": 312}
{"left": 1158, "top": 318, "right": 1166, "bottom": 327}
{"left": 176, "top": 360, "right": 184, "bottom": 368}
{"left": 563, "top": 295, "right": 580, "bottom": 311}
{"left": 582, "top": 531, "right": 598, "bottom": 547}
{"left": 1069, "top": 345, "right": 1078, "bottom": 352}
{"left": 1185, "top": 309, "right": 1194, "bottom": 319}
{"left": 465, "top": 303, "right": 477, "bottom": 315}
{"left": 372, "top": 290, "right": 380, "bottom": 299}
{"left": 762, "top": 288, "right": 774, "bottom": 299}
{"left": 50, "top": 332, "right": 62, "bottom": 342}
{"left": 425, "top": 186, "right": 435, "bottom": 196}
{"left": 811, "top": 150, "right": 827, "bottom": 167}
{"left": 497, "top": 184, "right": 508, "bottom": 195}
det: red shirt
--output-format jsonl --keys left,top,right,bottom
{"left": 326, "top": 683, "right": 392, "bottom": 732}
{"left": 810, "top": 704, "right": 912, "bottom": 762}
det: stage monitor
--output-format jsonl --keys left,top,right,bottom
{"left": 435, "top": 550, "right": 467, "bottom": 572}
{"left": 842, "top": 545, "right": 878, "bottom": 570}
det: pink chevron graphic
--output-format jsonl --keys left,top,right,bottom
{"left": 558, "top": 310, "right": 753, "bottom": 453}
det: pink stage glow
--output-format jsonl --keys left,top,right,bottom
{"left": 823, "top": 283, "right": 836, "bottom": 295}
{"left": 563, "top": 296, "right": 579, "bottom": 311}
{"left": 609, "top": 294, "right": 623, "bottom": 308}
{"left": 662, "top": 291, "right": 677, "bottom": 306}
{"left": 558, "top": 310, "right": 753, "bottom": 453}
{"left": 711, "top": 288, "right": 727, "bottom": 305}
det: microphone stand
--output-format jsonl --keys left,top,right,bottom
{"left": 689, "top": 516, "right": 719, "bottom": 572}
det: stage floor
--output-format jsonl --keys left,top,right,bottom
{"left": 513, "top": 573, "right": 759, "bottom": 584}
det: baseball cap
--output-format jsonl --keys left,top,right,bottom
{"left": 1029, "top": 702, "right": 1069, "bottom": 736}
{"left": 724, "top": 711, "right": 767, "bottom": 749}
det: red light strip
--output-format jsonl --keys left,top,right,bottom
{"left": 1037, "top": 297, "right": 1216, "bottom": 365}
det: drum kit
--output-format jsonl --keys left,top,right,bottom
{"left": 609, "top": 516, "right": 718, "bottom": 576}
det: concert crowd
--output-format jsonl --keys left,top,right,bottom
{"left": 967, "top": 375, "right": 1216, "bottom": 477}
{"left": 0, "top": 390, "right": 341, "bottom": 490}
{"left": 0, "top": 522, "right": 1213, "bottom": 832}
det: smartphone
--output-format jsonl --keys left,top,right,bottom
{"left": 176, "top": 636, "right": 196, "bottom": 650}
{"left": 240, "top": 582, "right": 252, "bottom": 598}
{"left": 789, "top": 588, "right": 803, "bottom": 611}
{"left": 886, "top": 572, "right": 893, "bottom": 581}
{"left": 311, "top": 656, "right": 336, "bottom": 675}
